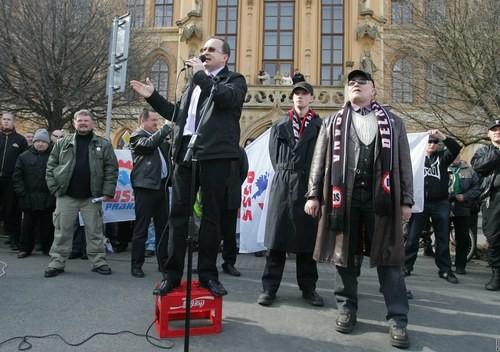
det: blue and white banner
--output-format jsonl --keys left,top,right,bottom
{"left": 102, "top": 149, "right": 136, "bottom": 223}
{"left": 238, "top": 130, "right": 428, "bottom": 253}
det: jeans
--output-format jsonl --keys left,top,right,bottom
{"left": 405, "top": 199, "right": 452, "bottom": 274}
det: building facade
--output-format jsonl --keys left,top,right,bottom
{"left": 115, "top": 0, "right": 410, "bottom": 146}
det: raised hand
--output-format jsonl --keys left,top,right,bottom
{"left": 130, "top": 78, "right": 154, "bottom": 98}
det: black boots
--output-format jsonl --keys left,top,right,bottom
{"left": 485, "top": 268, "right": 500, "bottom": 291}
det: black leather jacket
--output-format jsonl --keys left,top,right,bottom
{"left": 0, "top": 130, "right": 28, "bottom": 177}
{"left": 129, "top": 124, "right": 172, "bottom": 190}
{"left": 145, "top": 66, "right": 247, "bottom": 163}
{"left": 471, "top": 144, "right": 500, "bottom": 200}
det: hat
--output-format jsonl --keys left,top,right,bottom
{"left": 292, "top": 81, "right": 314, "bottom": 95}
{"left": 347, "top": 69, "right": 375, "bottom": 87}
{"left": 488, "top": 119, "right": 500, "bottom": 130}
{"left": 33, "top": 128, "right": 50, "bottom": 144}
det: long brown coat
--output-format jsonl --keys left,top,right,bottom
{"left": 306, "top": 110, "right": 414, "bottom": 267}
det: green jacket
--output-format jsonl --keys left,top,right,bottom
{"left": 46, "top": 132, "right": 118, "bottom": 198}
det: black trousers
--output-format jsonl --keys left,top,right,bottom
{"left": 19, "top": 210, "right": 54, "bottom": 254}
{"left": 166, "top": 154, "right": 233, "bottom": 285}
{"left": 482, "top": 190, "right": 500, "bottom": 268}
{"left": 131, "top": 182, "right": 169, "bottom": 270}
{"left": 450, "top": 215, "right": 470, "bottom": 270}
{"left": 221, "top": 208, "right": 238, "bottom": 266}
{"left": 0, "top": 177, "right": 22, "bottom": 245}
{"left": 261, "top": 249, "right": 318, "bottom": 294}
{"left": 335, "top": 199, "right": 409, "bottom": 327}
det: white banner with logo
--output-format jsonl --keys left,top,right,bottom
{"left": 238, "top": 130, "right": 428, "bottom": 253}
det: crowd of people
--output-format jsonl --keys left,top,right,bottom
{"left": 1, "top": 36, "right": 499, "bottom": 350}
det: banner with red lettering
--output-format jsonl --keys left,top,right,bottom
{"left": 102, "top": 149, "right": 135, "bottom": 223}
{"left": 239, "top": 130, "right": 274, "bottom": 253}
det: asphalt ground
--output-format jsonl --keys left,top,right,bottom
{"left": 0, "top": 242, "right": 499, "bottom": 352}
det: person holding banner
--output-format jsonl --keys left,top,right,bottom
{"left": 129, "top": 109, "right": 172, "bottom": 278}
{"left": 44, "top": 110, "right": 118, "bottom": 277}
{"left": 257, "top": 81, "right": 323, "bottom": 307}
{"left": 130, "top": 36, "right": 247, "bottom": 296}
{"left": 304, "top": 70, "right": 414, "bottom": 349}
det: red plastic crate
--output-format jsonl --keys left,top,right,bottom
{"left": 154, "top": 280, "right": 223, "bottom": 338}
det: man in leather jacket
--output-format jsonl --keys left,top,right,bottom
{"left": 129, "top": 109, "right": 172, "bottom": 278}
{"left": 471, "top": 119, "right": 500, "bottom": 290}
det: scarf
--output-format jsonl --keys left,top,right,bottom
{"left": 288, "top": 108, "right": 316, "bottom": 141}
{"left": 329, "top": 100, "right": 394, "bottom": 231}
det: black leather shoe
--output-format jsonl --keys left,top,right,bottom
{"left": 335, "top": 311, "right": 356, "bottom": 334}
{"left": 153, "top": 279, "right": 179, "bottom": 296}
{"left": 302, "top": 290, "right": 324, "bottom": 307}
{"left": 44, "top": 267, "right": 64, "bottom": 278}
{"left": 257, "top": 291, "right": 276, "bottom": 306}
{"left": 201, "top": 279, "right": 228, "bottom": 296}
{"left": 91, "top": 265, "right": 112, "bottom": 275}
{"left": 131, "top": 267, "right": 145, "bottom": 278}
{"left": 17, "top": 251, "right": 31, "bottom": 259}
{"left": 222, "top": 263, "right": 241, "bottom": 277}
{"left": 389, "top": 325, "right": 410, "bottom": 349}
{"left": 439, "top": 271, "right": 458, "bottom": 284}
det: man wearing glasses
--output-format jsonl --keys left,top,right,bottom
{"left": 304, "top": 70, "right": 413, "bottom": 348}
{"left": 130, "top": 37, "right": 247, "bottom": 297}
{"left": 404, "top": 129, "right": 461, "bottom": 283}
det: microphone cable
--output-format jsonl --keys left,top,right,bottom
{"left": 0, "top": 319, "right": 175, "bottom": 351}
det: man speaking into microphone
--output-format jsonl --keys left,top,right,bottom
{"left": 130, "top": 36, "right": 247, "bottom": 296}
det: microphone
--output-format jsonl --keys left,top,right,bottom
{"left": 181, "top": 54, "right": 207, "bottom": 70}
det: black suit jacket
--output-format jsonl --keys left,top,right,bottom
{"left": 146, "top": 66, "right": 248, "bottom": 163}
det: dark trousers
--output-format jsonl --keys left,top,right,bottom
{"left": 261, "top": 249, "right": 318, "bottom": 294}
{"left": 131, "top": 183, "right": 169, "bottom": 270}
{"left": 482, "top": 191, "right": 500, "bottom": 268}
{"left": 19, "top": 210, "right": 54, "bottom": 254}
{"left": 167, "top": 156, "right": 233, "bottom": 284}
{"left": 450, "top": 216, "right": 470, "bottom": 270}
{"left": 221, "top": 208, "right": 238, "bottom": 266}
{"left": 71, "top": 224, "right": 86, "bottom": 255}
{"left": 405, "top": 199, "right": 452, "bottom": 274}
{"left": 0, "top": 177, "right": 22, "bottom": 245}
{"left": 335, "top": 200, "right": 409, "bottom": 327}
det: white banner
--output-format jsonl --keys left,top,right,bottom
{"left": 238, "top": 130, "right": 274, "bottom": 253}
{"left": 407, "top": 132, "right": 428, "bottom": 213}
{"left": 238, "top": 130, "right": 429, "bottom": 252}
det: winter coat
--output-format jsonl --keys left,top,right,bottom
{"left": 265, "top": 114, "right": 322, "bottom": 253}
{"left": 448, "top": 160, "right": 481, "bottom": 217}
{"left": 130, "top": 124, "right": 172, "bottom": 190}
{"left": 46, "top": 132, "right": 118, "bottom": 197}
{"left": 145, "top": 66, "right": 248, "bottom": 163}
{"left": 0, "top": 130, "right": 28, "bottom": 177}
{"left": 471, "top": 144, "right": 500, "bottom": 200}
{"left": 12, "top": 146, "right": 55, "bottom": 211}
{"left": 306, "top": 110, "right": 414, "bottom": 267}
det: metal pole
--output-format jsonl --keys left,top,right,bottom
{"left": 105, "top": 17, "right": 118, "bottom": 141}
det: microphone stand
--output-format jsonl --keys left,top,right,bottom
{"left": 182, "top": 78, "right": 218, "bottom": 352}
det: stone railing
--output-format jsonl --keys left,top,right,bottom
{"left": 244, "top": 85, "right": 346, "bottom": 111}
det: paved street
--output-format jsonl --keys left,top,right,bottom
{"left": 0, "top": 242, "right": 499, "bottom": 352}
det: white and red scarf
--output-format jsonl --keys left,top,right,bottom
{"left": 288, "top": 108, "right": 316, "bottom": 141}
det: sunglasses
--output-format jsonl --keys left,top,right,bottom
{"left": 199, "top": 46, "right": 222, "bottom": 54}
{"left": 428, "top": 140, "right": 439, "bottom": 144}
{"left": 348, "top": 79, "right": 368, "bottom": 86}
